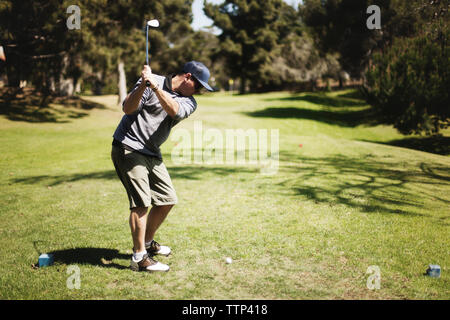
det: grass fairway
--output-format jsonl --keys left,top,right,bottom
{"left": 0, "top": 90, "right": 449, "bottom": 299}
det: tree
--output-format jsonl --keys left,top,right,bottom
{"left": 157, "top": 30, "right": 225, "bottom": 89}
{"left": 76, "top": 0, "right": 197, "bottom": 95}
{"left": 362, "top": 1, "right": 449, "bottom": 135}
{"left": 300, "top": 0, "right": 449, "bottom": 135}
{"left": 300, "top": 0, "right": 393, "bottom": 78}
{"left": 205, "top": 0, "right": 298, "bottom": 93}
{"left": 252, "top": 3, "right": 340, "bottom": 91}
{"left": 0, "top": 0, "right": 198, "bottom": 99}
{"left": 0, "top": 0, "right": 82, "bottom": 94}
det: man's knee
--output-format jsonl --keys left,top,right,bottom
{"left": 165, "top": 204, "right": 175, "bottom": 211}
{"left": 130, "top": 207, "right": 148, "bottom": 217}
{"left": 154, "top": 204, "right": 174, "bottom": 209}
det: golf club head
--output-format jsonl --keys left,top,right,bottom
{"left": 147, "top": 19, "right": 159, "bottom": 28}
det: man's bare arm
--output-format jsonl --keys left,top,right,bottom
{"left": 151, "top": 86, "right": 179, "bottom": 118}
{"left": 122, "top": 81, "right": 147, "bottom": 115}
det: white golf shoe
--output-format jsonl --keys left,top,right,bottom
{"left": 146, "top": 240, "right": 171, "bottom": 257}
{"left": 130, "top": 254, "right": 170, "bottom": 272}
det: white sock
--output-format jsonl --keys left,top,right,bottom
{"left": 132, "top": 250, "right": 147, "bottom": 262}
{"left": 145, "top": 240, "right": 153, "bottom": 247}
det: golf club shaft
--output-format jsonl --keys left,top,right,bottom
{"left": 145, "top": 25, "right": 150, "bottom": 87}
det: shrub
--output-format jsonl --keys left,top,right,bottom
{"left": 362, "top": 29, "right": 449, "bottom": 135}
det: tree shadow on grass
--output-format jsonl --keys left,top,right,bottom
{"left": 11, "top": 166, "right": 261, "bottom": 186}
{"left": 47, "top": 248, "right": 129, "bottom": 270}
{"left": 11, "top": 154, "right": 449, "bottom": 224}
{"left": 245, "top": 88, "right": 378, "bottom": 127}
{"left": 337, "top": 90, "right": 365, "bottom": 100}
{"left": 362, "top": 136, "right": 450, "bottom": 156}
{"left": 275, "top": 152, "right": 450, "bottom": 224}
{"left": 265, "top": 93, "right": 368, "bottom": 108}
{"left": 243, "top": 105, "right": 379, "bottom": 127}
{"left": 12, "top": 170, "right": 119, "bottom": 187}
{"left": 0, "top": 88, "right": 106, "bottom": 123}
{"left": 169, "top": 164, "right": 260, "bottom": 180}
{"left": 252, "top": 91, "right": 449, "bottom": 156}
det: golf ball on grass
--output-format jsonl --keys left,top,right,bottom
{"left": 225, "top": 257, "right": 232, "bottom": 264}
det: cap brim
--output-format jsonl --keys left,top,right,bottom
{"left": 198, "top": 79, "right": 214, "bottom": 92}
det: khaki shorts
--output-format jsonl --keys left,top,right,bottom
{"left": 111, "top": 145, "right": 178, "bottom": 209}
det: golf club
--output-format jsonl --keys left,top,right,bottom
{"left": 145, "top": 19, "right": 160, "bottom": 87}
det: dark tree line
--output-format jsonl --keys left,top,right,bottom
{"left": 0, "top": 0, "right": 448, "bottom": 135}
{"left": 300, "top": 0, "right": 448, "bottom": 135}
{"left": 0, "top": 0, "right": 200, "bottom": 98}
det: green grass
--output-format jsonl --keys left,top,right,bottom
{"left": 0, "top": 90, "right": 449, "bottom": 299}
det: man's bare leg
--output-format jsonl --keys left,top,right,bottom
{"left": 129, "top": 207, "right": 149, "bottom": 253}
{"left": 129, "top": 206, "right": 170, "bottom": 272}
{"left": 145, "top": 204, "right": 173, "bottom": 243}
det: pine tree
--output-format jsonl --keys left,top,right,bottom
{"left": 362, "top": 1, "right": 449, "bottom": 135}
{"left": 300, "top": 0, "right": 393, "bottom": 79}
{"left": 0, "top": 0, "right": 82, "bottom": 93}
{"left": 0, "top": 0, "right": 197, "bottom": 97}
{"left": 205, "top": 0, "right": 293, "bottom": 93}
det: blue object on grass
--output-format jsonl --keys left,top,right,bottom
{"left": 38, "top": 253, "right": 54, "bottom": 268}
{"left": 426, "top": 264, "right": 441, "bottom": 278}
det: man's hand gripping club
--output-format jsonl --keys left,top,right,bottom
{"left": 122, "top": 65, "right": 179, "bottom": 118}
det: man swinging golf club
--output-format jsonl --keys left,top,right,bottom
{"left": 111, "top": 19, "right": 214, "bottom": 272}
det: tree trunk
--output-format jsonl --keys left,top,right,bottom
{"left": 118, "top": 60, "right": 127, "bottom": 105}
{"left": 55, "top": 55, "right": 74, "bottom": 96}
{"left": 74, "top": 80, "right": 81, "bottom": 94}
{"left": 309, "top": 79, "right": 317, "bottom": 92}
{"left": 4, "top": 47, "right": 20, "bottom": 88}
{"left": 94, "top": 71, "right": 103, "bottom": 95}
{"left": 239, "top": 75, "right": 246, "bottom": 94}
{"left": 59, "top": 78, "right": 74, "bottom": 96}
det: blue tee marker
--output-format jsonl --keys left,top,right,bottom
{"left": 38, "top": 253, "right": 54, "bottom": 268}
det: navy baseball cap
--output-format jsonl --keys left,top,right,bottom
{"left": 183, "top": 61, "right": 214, "bottom": 92}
